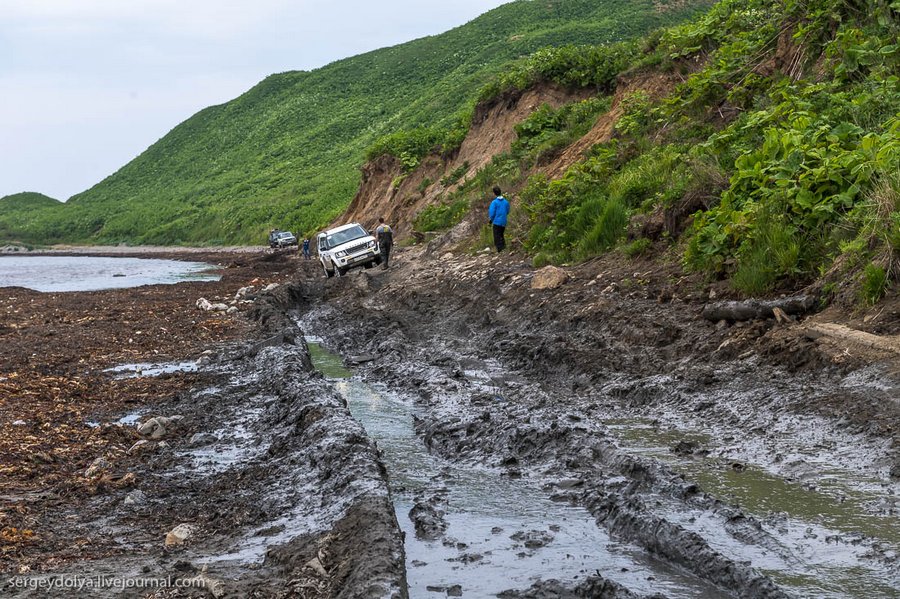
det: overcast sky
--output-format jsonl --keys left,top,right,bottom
{"left": 0, "top": 0, "right": 510, "bottom": 201}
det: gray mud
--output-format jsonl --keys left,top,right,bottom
{"left": 294, "top": 254, "right": 900, "bottom": 598}
{"left": 307, "top": 340, "right": 725, "bottom": 597}
{"left": 4, "top": 317, "right": 406, "bottom": 597}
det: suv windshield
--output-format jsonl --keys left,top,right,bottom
{"left": 326, "top": 225, "right": 368, "bottom": 248}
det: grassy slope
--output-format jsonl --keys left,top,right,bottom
{"left": 0, "top": 0, "right": 712, "bottom": 246}
{"left": 429, "top": 0, "right": 899, "bottom": 300}
{"left": 0, "top": 193, "right": 61, "bottom": 243}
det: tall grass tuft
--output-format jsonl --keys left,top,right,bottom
{"left": 576, "top": 197, "right": 628, "bottom": 259}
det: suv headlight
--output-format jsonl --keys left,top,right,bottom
{"left": 335, "top": 250, "right": 348, "bottom": 258}
{"left": 368, "top": 241, "right": 376, "bottom": 249}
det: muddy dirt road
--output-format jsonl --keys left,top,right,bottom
{"left": 295, "top": 245, "right": 900, "bottom": 598}
{"left": 2, "top": 245, "right": 899, "bottom": 597}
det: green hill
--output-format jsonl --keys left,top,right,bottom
{"left": 0, "top": 193, "right": 61, "bottom": 243}
{"left": 0, "top": 192, "right": 60, "bottom": 211}
{"left": 0, "top": 0, "right": 713, "bottom": 246}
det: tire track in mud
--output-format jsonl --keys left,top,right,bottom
{"left": 293, "top": 254, "right": 900, "bottom": 598}
{"left": 5, "top": 314, "right": 408, "bottom": 598}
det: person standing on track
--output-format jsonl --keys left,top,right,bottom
{"left": 488, "top": 186, "right": 510, "bottom": 252}
{"left": 375, "top": 217, "right": 394, "bottom": 270}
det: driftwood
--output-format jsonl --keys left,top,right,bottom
{"left": 702, "top": 295, "right": 817, "bottom": 322}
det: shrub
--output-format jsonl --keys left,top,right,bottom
{"left": 417, "top": 178, "right": 433, "bottom": 194}
{"left": 860, "top": 263, "right": 888, "bottom": 306}
{"left": 477, "top": 42, "right": 638, "bottom": 104}
{"left": 441, "top": 162, "right": 470, "bottom": 187}
{"left": 615, "top": 91, "right": 653, "bottom": 136}
{"left": 532, "top": 252, "right": 552, "bottom": 268}
{"left": 731, "top": 217, "right": 801, "bottom": 295}
{"left": 414, "top": 199, "right": 469, "bottom": 232}
{"left": 577, "top": 197, "right": 629, "bottom": 258}
{"left": 623, "top": 237, "right": 652, "bottom": 257}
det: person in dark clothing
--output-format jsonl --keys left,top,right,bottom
{"left": 488, "top": 186, "right": 510, "bottom": 252}
{"left": 375, "top": 217, "right": 394, "bottom": 270}
{"left": 302, "top": 238, "right": 311, "bottom": 259}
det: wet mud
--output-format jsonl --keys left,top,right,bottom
{"left": 4, "top": 245, "right": 900, "bottom": 597}
{"left": 2, "top": 250, "right": 405, "bottom": 598}
{"left": 295, "top": 247, "right": 900, "bottom": 597}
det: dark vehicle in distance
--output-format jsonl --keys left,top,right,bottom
{"left": 268, "top": 230, "right": 298, "bottom": 248}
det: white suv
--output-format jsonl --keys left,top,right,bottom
{"left": 317, "top": 223, "right": 381, "bottom": 277}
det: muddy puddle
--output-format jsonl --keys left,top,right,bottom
{"left": 605, "top": 417, "right": 900, "bottom": 597}
{"left": 306, "top": 339, "right": 725, "bottom": 597}
{"left": 104, "top": 360, "right": 200, "bottom": 379}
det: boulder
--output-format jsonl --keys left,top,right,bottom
{"left": 165, "top": 523, "right": 197, "bottom": 547}
{"left": 137, "top": 416, "right": 183, "bottom": 440}
{"left": 127, "top": 440, "right": 152, "bottom": 455}
{"left": 123, "top": 490, "right": 146, "bottom": 507}
{"left": 531, "top": 266, "right": 569, "bottom": 290}
{"left": 234, "top": 286, "right": 256, "bottom": 301}
{"left": 196, "top": 298, "right": 229, "bottom": 312}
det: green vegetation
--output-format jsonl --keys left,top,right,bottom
{"left": 414, "top": 199, "right": 469, "bottom": 232}
{"left": 623, "top": 237, "right": 652, "bottom": 257}
{"left": 512, "top": 97, "right": 611, "bottom": 165}
{"left": 0, "top": 193, "right": 61, "bottom": 244}
{"left": 0, "top": 0, "right": 711, "bottom": 246}
{"left": 860, "top": 263, "right": 889, "bottom": 305}
{"left": 467, "top": 0, "right": 900, "bottom": 299}
{"left": 440, "top": 162, "right": 470, "bottom": 187}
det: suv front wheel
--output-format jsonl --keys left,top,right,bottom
{"left": 323, "top": 264, "right": 335, "bottom": 278}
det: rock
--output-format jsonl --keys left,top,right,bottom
{"left": 123, "top": 490, "right": 146, "bottom": 506}
{"left": 12, "top": 420, "right": 26, "bottom": 426}
{"left": 234, "top": 286, "right": 256, "bottom": 301}
{"left": 304, "top": 556, "right": 328, "bottom": 578}
{"left": 189, "top": 433, "right": 216, "bottom": 446}
{"left": 671, "top": 439, "right": 700, "bottom": 456}
{"left": 409, "top": 501, "right": 447, "bottom": 540}
{"left": 137, "top": 416, "right": 183, "bottom": 440}
{"left": 165, "top": 523, "right": 197, "bottom": 547}
{"left": 531, "top": 266, "right": 569, "bottom": 290}
{"left": 510, "top": 530, "right": 554, "bottom": 549}
{"left": 263, "top": 283, "right": 280, "bottom": 292}
{"left": 196, "top": 298, "right": 229, "bottom": 312}
{"left": 348, "top": 354, "right": 377, "bottom": 365}
{"left": 226, "top": 306, "right": 239, "bottom": 315}
{"left": 447, "top": 584, "right": 463, "bottom": 596}
{"left": 127, "top": 440, "right": 153, "bottom": 455}
{"left": 185, "top": 566, "right": 225, "bottom": 598}
{"left": 84, "top": 457, "right": 109, "bottom": 478}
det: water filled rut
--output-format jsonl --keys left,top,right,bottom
{"left": 306, "top": 339, "right": 725, "bottom": 597}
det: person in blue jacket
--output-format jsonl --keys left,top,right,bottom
{"left": 488, "top": 186, "right": 510, "bottom": 252}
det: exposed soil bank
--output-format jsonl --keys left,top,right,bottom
{"left": 1, "top": 249, "right": 405, "bottom": 597}
{"left": 294, "top": 244, "right": 900, "bottom": 597}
